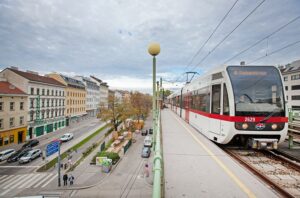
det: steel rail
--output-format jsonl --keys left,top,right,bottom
{"left": 223, "top": 148, "right": 295, "bottom": 198}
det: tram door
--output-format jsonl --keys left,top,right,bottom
{"left": 210, "top": 84, "right": 221, "bottom": 135}
{"left": 184, "top": 94, "right": 190, "bottom": 123}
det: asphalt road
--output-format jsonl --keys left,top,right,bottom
{"left": 0, "top": 117, "right": 104, "bottom": 175}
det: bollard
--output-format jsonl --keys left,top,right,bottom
{"left": 288, "top": 135, "right": 293, "bottom": 149}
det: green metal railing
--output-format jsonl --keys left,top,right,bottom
{"left": 152, "top": 109, "right": 162, "bottom": 198}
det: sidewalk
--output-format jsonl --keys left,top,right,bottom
{"left": 56, "top": 114, "right": 154, "bottom": 197}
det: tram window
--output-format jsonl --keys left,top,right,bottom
{"left": 211, "top": 84, "right": 221, "bottom": 114}
{"left": 223, "top": 84, "right": 229, "bottom": 115}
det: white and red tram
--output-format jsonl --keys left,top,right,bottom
{"left": 167, "top": 65, "right": 288, "bottom": 149}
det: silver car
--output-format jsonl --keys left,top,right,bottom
{"left": 19, "top": 149, "right": 42, "bottom": 164}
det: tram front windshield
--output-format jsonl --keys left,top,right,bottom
{"left": 227, "top": 66, "right": 285, "bottom": 117}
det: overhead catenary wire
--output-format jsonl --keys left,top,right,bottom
{"left": 173, "top": 0, "right": 240, "bottom": 83}
{"left": 185, "top": 0, "right": 239, "bottom": 69}
{"left": 247, "top": 40, "right": 300, "bottom": 64}
{"left": 223, "top": 15, "right": 300, "bottom": 64}
{"left": 189, "top": 0, "right": 266, "bottom": 72}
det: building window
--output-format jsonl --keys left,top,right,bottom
{"left": 30, "top": 99, "right": 34, "bottom": 108}
{"left": 20, "top": 102, "right": 24, "bottom": 110}
{"left": 10, "top": 135, "right": 14, "bottom": 143}
{"left": 42, "top": 89, "right": 45, "bottom": 95}
{"left": 37, "top": 88, "right": 40, "bottom": 95}
{"left": 10, "top": 117, "right": 14, "bottom": 127}
{"left": 0, "top": 119, "right": 3, "bottom": 129}
{"left": 31, "top": 87, "right": 34, "bottom": 95}
{"left": 0, "top": 102, "right": 3, "bottom": 111}
{"left": 285, "top": 86, "right": 288, "bottom": 91}
{"left": 47, "top": 99, "right": 49, "bottom": 107}
{"left": 292, "top": 85, "right": 300, "bottom": 90}
{"left": 292, "top": 95, "right": 300, "bottom": 100}
{"left": 283, "top": 76, "right": 288, "bottom": 81}
{"left": 42, "top": 99, "right": 45, "bottom": 107}
{"left": 20, "top": 116, "right": 24, "bottom": 125}
{"left": 47, "top": 89, "right": 49, "bottom": 95}
{"left": 51, "top": 99, "right": 54, "bottom": 107}
{"left": 30, "top": 112, "right": 34, "bottom": 121}
{"left": 52, "top": 90, "right": 54, "bottom": 96}
{"left": 291, "top": 74, "right": 300, "bottom": 80}
{"left": 47, "top": 111, "right": 49, "bottom": 118}
{"left": 10, "top": 102, "right": 14, "bottom": 111}
{"left": 286, "top": 96, "right": 288, "bottom": 101}
{"left": 56, "top": 90, "right": 58, "bottom": 96}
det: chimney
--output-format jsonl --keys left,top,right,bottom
{"left": 240, "top": 61, "right": 245, "bottom": 66}
{"left": 26, "top": 70, "right": 39, "bottom": 75}
{"left": 10, "top": 66, "right": 19, "bottom": 70}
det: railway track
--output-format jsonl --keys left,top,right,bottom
{"left": 223, "top": 147, "right": 300, "bottom": 198}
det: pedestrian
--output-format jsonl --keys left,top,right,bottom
{"left": 63, "top": 173, "right": 68, "bottom": 186}
{"left": 69, "top": 174, "right": 75, "bottom": 185}
{"left": 144, "top": 163, "right": 149, "bottom": 178}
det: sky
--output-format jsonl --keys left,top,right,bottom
{"left": 0, "top": 0, "right": 299, "bottom": 93}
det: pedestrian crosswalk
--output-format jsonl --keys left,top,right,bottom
{"left": 0, "top": 173, "right": 57, "bottom": 196}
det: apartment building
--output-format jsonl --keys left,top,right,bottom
{"left": 90, "top": 76, "right": 109, "bottom": 108}
{"left": 47, "top": 73, "right": 86, "bottom": 124}
{"left": 0, "top": 82, "right": 28, "bottom": 147}
{"left": 281, "top": 60, "right": 300, "bottom": 110}
{"left": 75, "top": 76, "right": 99, "bottom": 117}
{"left": 0, "top": 68, "right": 66, "bottom": 139}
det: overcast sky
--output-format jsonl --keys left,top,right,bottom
{"left": 0, "top": 0, "right": 299, "bottom": 92}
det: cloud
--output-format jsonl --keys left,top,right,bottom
{"left": 0, "top": 0, "right": 299, "bottom": 91}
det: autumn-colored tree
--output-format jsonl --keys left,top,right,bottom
{"left": 98, "top": 95, "right": 125, "bottom": 131}
{"left": 130, "top": 91, "right": 152, "bottom": 122}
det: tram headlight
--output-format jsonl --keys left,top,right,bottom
{"left": 271, "top": 124, "right": 278, "bottom": 130}
{"left": 242, "top": 123, "right": 248, "bottom": 129}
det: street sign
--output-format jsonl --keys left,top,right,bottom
{"left": 46, "top": 141, "right": 60, "bottom": 157}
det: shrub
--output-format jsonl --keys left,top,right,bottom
{"left": 91, "top": 151, "right": 120, "bottom": 165}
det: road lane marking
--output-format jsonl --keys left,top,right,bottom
{"left": 9, "top": 173, "right": 34, "bottom": 189}
{"left": 0, "top": 175, "right": 14, "bottom": 185}
{"left": 171, "top": 113, "right": 256, "bottom": 198}
{"left": 0, "top": 189, "right": 10, "bottom": 196}
{"left": 0, "top": 166, "right": 40, "bottom": 168}
{"left": 25, "top": 173, "right": 45, "bottom": 188}
{"left": 18, "top": 174, "right": 41, "bottom": 189}
{"left": 2, "top": 175, "right": 24, "bottom": 189}
{"left": 33, "top": 173, "right": 54, "bottom": 188}
{"left": 0, "top": 175, "right": 8, "bottom": 180}
{"left": 41, "top": 174, "right": 57, "bottom": 188}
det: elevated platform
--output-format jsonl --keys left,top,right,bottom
{"left": 161, "top": 109, "right": 278, "bottom": 198}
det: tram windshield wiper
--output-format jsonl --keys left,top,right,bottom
{"left": 259, "top": 108, "right": 281, "bottom": 123}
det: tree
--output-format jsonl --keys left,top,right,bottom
{"left": 98, "top": 95, "right": 125, "bottom": 131}
{"left": 130, "top": 91, "right": 152, "bottom": 122}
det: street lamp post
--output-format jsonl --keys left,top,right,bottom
{"left": 148, "top": 42, "right": 160, "bottom": 122}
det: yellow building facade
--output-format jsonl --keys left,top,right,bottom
{"left": 0, "top": 82, "right": 28, "bottom": 147}
{"left": 47, "top": 73, "right": 86, "bottom": 125}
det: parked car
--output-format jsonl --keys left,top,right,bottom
{"left": 141, "top": 147, "right": 151, "bottom": 158}
{"left": 7, "top": 148, "right": 32, "bottom": 163}
{"left": 22, "top": 139, "right": 39, "bottom": 148}
{"left": 60, "top": 133, "right": 74, "bottom": 142}
{"left": 144, "top": 136, "right": 152, "bottom": 147}
{"left": 141, "top": 130, "right": 147, "bottom": 136}
{"left": 19, "top": 149, "right": 42, "bottom": 164}
{"left": 0, "top": 149, "right": 15, "bottom": 162}
{"left": 149, "top": 128, "right": 153, "bottom": 135}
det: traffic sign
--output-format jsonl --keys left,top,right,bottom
{"left": 46, "top": 141, "right": 60, "bottom": 157}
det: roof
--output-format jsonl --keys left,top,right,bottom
{"left": 281, "top": 65, "right": 300, "bottom": 74}
{"left": 60, "top": 74, "right": 85, "bottom": 89}
{"left": 0, "top": 82, "right": 27, "bottom": 95}
{"left": 8, "top": 68, "right": 65, "bottom": 87}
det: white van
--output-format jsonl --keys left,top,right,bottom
{"left": 0, "top": 149, "right": 15, "bottom": 161}
{"left": 144, "top": 136, "right": 152, "bottom": 147}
